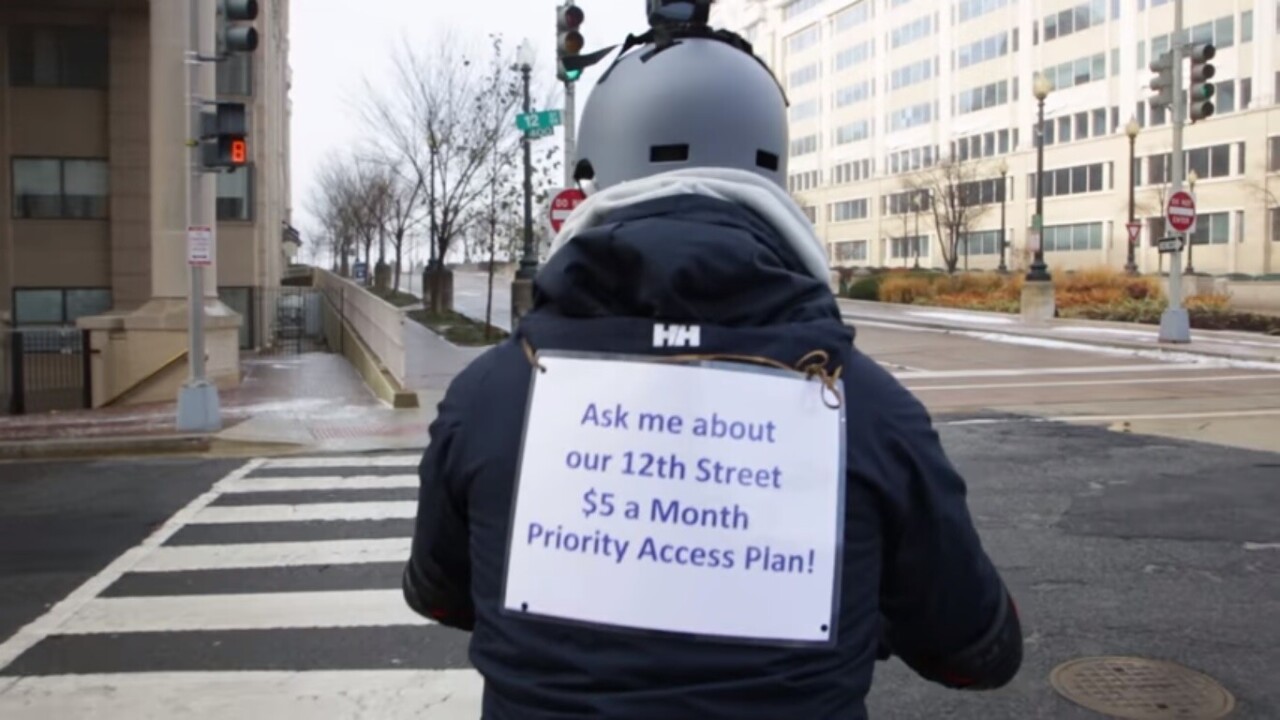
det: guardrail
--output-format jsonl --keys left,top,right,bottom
{"left": 314, "top": 268, "right": 408, "bottom": 386}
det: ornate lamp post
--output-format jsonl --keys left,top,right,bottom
{"left": 1125, "top": 117, "right": 1141, "bottom": 276}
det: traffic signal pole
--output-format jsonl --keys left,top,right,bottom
{"left": 564, "top": 81, "right": 576, "bottom": 188}
{"left": 178, "top": 0, "right": 220, "bottom": 431}
{"left": 1159, "top": 0, "right": 1191, "bottom": 344}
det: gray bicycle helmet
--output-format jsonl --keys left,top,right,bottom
{"left": 574, "top": 15, "right": 790, "bottom": 191}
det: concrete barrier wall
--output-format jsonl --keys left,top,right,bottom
{"left": 315, "top": 269, "right": 408, "bottom": 386}
{"left": 1223, "top": 281, "right": 1280, "bottom": 315}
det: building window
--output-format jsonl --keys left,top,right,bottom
{"left": 789, "top": 170, "right": 822, "bottom": 192}
{"left": 834, "top": 40, "right": 873, "bottom": 72}
{"left": 1045, "top": 52, "right": 1107, "bottom": 90}
{"left": 956, "top": 80, "right": 1009, "bottom": 115}
{"left": 833, "top": 160, "right": 873, "bottom": 184}
{"left": 1189, "top": 212, "right": 1230, "bottom": 246}
{"left": 890, "top": 15, "right": 933, "bottom": 50}
{"left": 1043, "top": 0, "right": 1106, "bottom": 43}
{"left": 832, "top": 240, "right": 868, "bottom": 263}
{"left": 8, "top": 26, "right": 108, "bottom": 89}
{"left": 789, "top": 63, "right": 820, "bottom": 89}
{"left": 217, "top": 166, "right": 254, "bottom": 220}
{"left": 957, "top": 31, "right": 1009, "bottom": 69}
{"left": 835, "top": 80, "right": 873, "bottom": 108}
{"left": 890, "top": 58, "right": 934, "bottom": 91}
{"left": 888, "top": 101, "right": 933, "bottom": 132}
{"left": 791, "top": 98, "right": 821, "bottom": 122}
{"left": 1043, "top": 222, "right": 1103, "bottom": 252}
{"left": 1268, "top": 137, "right": 1280, "bottom": 172}
{"left": 1029, "top": 163, "right": 1105, "bottom": 198}
{"left": 835, "top": 120, "right": 871, "bottom": 145}
{"left": 217, "top": 53, "right": 254, "bottom": 96}
{"left": 13, "top": 288, "right": 111, "bottom": 326}
{"left": 884, "top": 189, "right": 931, "bottom": 215}
{"left": 829, "top": 199, "right": 869, "bottom": 222}
{"left": 1270, "top": 208, "right": 1280, "bottom": 242}
{"left": 834, "top": 0, "right": 871, "bottom": 32}
{"left": 958, "top": 0, "right": 1008, "bottom": 23}
{"left": 11, "top": 158, "right": 109, "bottom": 219}
{"left": 890, "top": 235, "right": 929, "bottom": 259}
{"left": 960, "top": 230, "right": 1003, "bottom": 255}
{"left": 783, "top": 0, "right": 826, "bottom": 21}
{"left": 1243, "top": 10, "right": 1254, "bottom": 43}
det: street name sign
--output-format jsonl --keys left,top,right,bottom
{"left": 517, "top": 110, "right": 563, "bottom": 132}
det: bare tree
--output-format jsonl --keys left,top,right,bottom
{"left": 362, "top": 33, "right": 522, "bottom": 311}
{"left": 901, "top": 158, "right": 996, "bottom": 273}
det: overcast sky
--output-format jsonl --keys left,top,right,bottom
{"left": 289, "top": 0, "right": 644, "bottom": 247}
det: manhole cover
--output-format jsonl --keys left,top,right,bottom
{"left": 1050, "top": 656, "right": 1235, "bottom": 719}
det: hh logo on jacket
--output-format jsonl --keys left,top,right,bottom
{"left": 653, "top": 323, "right": 701, "bottom": 348}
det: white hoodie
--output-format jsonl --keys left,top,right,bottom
{"left": 549, "top": 167, "right": 833, "bottom": 286}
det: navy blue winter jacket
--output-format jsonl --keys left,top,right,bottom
{"left": 406, "top": 194, "right": 1020, "bottom": 719}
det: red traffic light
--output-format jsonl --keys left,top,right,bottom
{"left": 562, "top": 5, "right": 584, "bottom": 29}
{"left": 230, "top": 138, "right": 248, "bottom": 164}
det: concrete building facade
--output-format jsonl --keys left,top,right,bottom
{"left": 0, "top": 0, "right": 293, "bottom": 404}
{"left": 711, "top": 0, "right": 1280, "bottom": 277}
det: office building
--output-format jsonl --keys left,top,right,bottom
{"left": 1, "top": 0, "right": 294, "bottom": 404}
{"left": 711, "top": 0, "right": 1280, "bottom": 276}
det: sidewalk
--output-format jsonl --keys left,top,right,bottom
{"left": 0, "top": 353, "right": 435, "bottom": 460}
{"left": 839, "top": 299, "right": 1280, "bottom": 366}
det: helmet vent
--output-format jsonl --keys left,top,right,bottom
{"left": 650, "top": 144, "right": 691, "bottom": 163}
{"left": 756, "top": 150, "right": 779, "bottom": 171}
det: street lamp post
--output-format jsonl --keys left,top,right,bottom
{"left": 1028, "top": 73, "right": 1052, "bottom": 282}
{"left": 516, "top": 39, "right": 538, "bottom": 281}
{"left": 911, "top": 192, "right": 921, "bottom": 269}
{"left": 997, "top": 158, "right": 1008, "bottom": 273}
{"left": 1186, "top": 169, "right": 1199, "bottom": 275}
{"left": 1125, "top": 117, "right": 1140, "bottom": 276}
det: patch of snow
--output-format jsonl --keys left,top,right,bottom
{"left": 908, "top": 310, "right": 1014, "bottom": 325}
{"left": 1244, "top": 543, "right": 1280, "bottom": 551}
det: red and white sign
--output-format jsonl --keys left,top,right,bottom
{"left": 1126, "top": 222, "right": 1142, "bottom": 245}
{"left": 187, "top": 226, "right": 213, "bottom": 267}
{"left": 549, "top": 188, "right": 587, "bottom": 233}
{"left": 1165, "top": 190, "right": 1198, "bottom": 234}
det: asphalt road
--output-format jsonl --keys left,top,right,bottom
{"left": 0, "top": 458, "right": 242, "bottom": 649}
{"left": 0, "top": 436, "right": 1276, "bottom": 716}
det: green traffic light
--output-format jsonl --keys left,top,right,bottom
{"left": 565, "top": 69, "right": 582, "bottom": 82}
{"left": 1192, "top": 84, "right": 1215, "bottom": 101}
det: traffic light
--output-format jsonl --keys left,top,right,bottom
{"left": 1149, "top": 51, "right": 1174, "bottom": 109}
{"left": 200, "top": 102, "right": 249, "bottom": 171}
{"left": 216, "top": 0, "right": 259, "bottom": 57}
{"left": 1188, "top": 43, "right": 1216, "bottom": 123}
{"left": 557, "top": 2, "right": 585, "bottom": 83}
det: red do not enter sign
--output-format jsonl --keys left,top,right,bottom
{"left": 549, "top": 188, "right": 587, "bottom": 233}
{"left": 1165, "top": 190, "right": 1197, "bottom": 233}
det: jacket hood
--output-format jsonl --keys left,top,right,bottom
{"left": 533, "top": 193, "right": 842, "bottom": 327}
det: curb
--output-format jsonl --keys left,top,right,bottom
{"left": 0, "top": 434, "right": 213, "bottom": 462}
{"left": 841, "top": 311, "right": 1280, "bottom": 365}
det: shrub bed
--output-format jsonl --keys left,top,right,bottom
{"left": 846, "top": 267, "right": 1279, "bottom": 334}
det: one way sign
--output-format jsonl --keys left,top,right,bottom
{"left": 1157, "top": 236, "right": 1186, "bottom": 254}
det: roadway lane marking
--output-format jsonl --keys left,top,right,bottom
{"left": 942, "top": 408, "right": 1280, "bottom": 426}
{"left": 0, "top": 459, "right": 265, "bottom": 672}
{"left": 57, "top": 590, "right": 431, "bottom": 634}
{"left": 908, "top": 373, "right": 1280, "bottom": 392}
{"left": 894, "top": 363, "right": 1219, "bottom": 380}
{"left": 259, "top": 455, "right": 421, "bottom": 469}
{"left": 190, "top": 502, "right": 417, "bottom": 525}
{"left": 0, "top": 670, "right": 482, "bottom": 719}
{"left": 133, "top": 539, "right": 413, "bottom": 573}
{"left": 220, "top": 474, "right": 419, "bottom": 493}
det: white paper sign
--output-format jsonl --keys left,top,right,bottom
{"left": 502, "top": 353, "right": 845, "bottom": 645}
{"left": 187, "top": 226, "right": 213, "bottom": 267}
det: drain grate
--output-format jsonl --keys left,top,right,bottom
{"left": 1050, "top": 656, "right": 1235, "bottom": 719}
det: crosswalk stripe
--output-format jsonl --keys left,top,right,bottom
{"left": 258, "top": 455, "right": 421, "bottom": 470}
{"left": 0, "top": 670, "right": 483, "bottom": 719}
{"left": 190, "top": 502, "right": 417, "bottom": 524}
{"left": 58, "top": 590, "right": 432, "bottom": 634}
{"left": 221, "top": 475, "right": 419, "bottom": 493}
{"left": 133, "top": 539, "right": 412, "bottom": 572}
